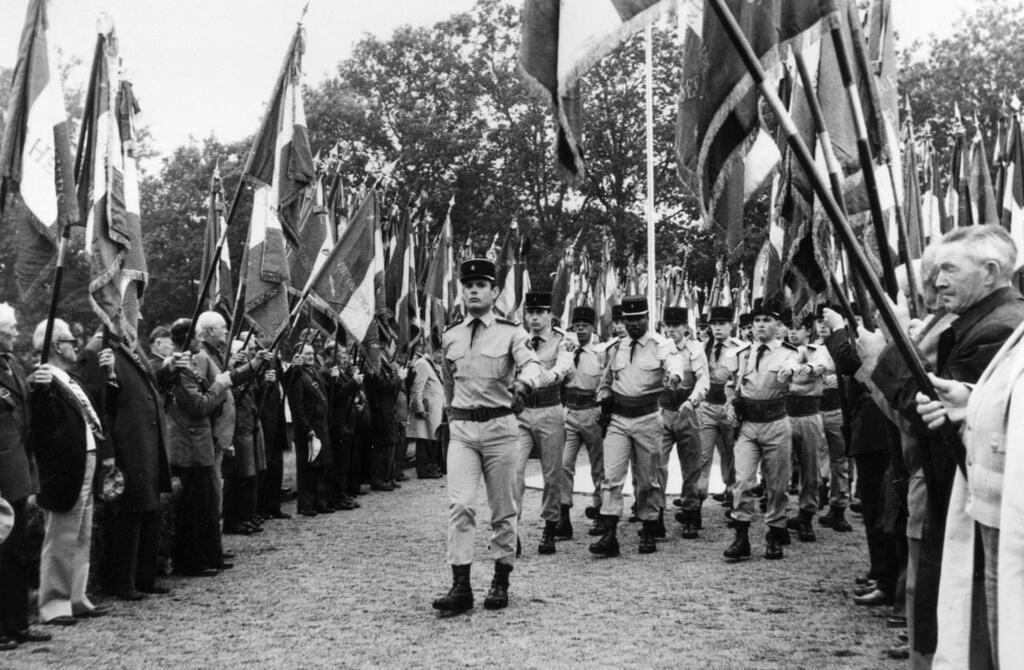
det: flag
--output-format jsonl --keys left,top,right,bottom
{"left": 519, "top": 0, "right": 671, "bottom": 181}
{"left": 424, "top": 196, "right": 455, "bottom": 348}
{"left": 676, "top": 0, "right": 827, "bottom": 224}
{"left": 945, "top": 109, "right": 970, "bottom": 228}
{"left": 901, "top": 120, "right": 925, "bottom": 261}
{"left": 550, "top": 228, "right": 582, "bottom": 321}
{"left": 385, "top": 200, "right": 418, "bottom": 354}
{"left": 200, "top": 163, "right": 233, "bottom": 315}
{"left": 493, "top": 220, "right": 520, "bottom": 318}
{"left": 967, "top": 117, "right": 1000, "bottom": 226}
{"left": 75, "top": 22, "right": 147, "bottom": 348}
{"left": 241, "top": 26, "right": 314, "bottom": 338}
{"left": 309, "top": 191, "right": 379, "bottom": 342}
{"left": 752, "top": 174, "right": 785, "bottom": 303}
{"left": 1001, "top": 115, "right": 1024, "bottom": 270}
{"left": 597, "top": 234, "right": 620, "bottom": 339}
{"left": 0, "top": 0, "right": 79, "bottom": 300}
{"left": 921, "top": 139, "right": 947, "bottom": 241}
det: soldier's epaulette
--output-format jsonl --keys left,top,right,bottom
{"left": 781, "top": 341, "right": 800, "bottom": 352}
{"left": 729, "top": 337, "right": 746, "bottom": 348}
{"left": 494, "top": 316, "right": 519, "bottom": 327}
{"left": 552, "top": 325, "right": 568, "bottom": 337}
{"left": 443, "top": 318, "right": 463, "bottom": 333}
{"left": 593, "top": 337, "right": 619, "bottom": 353}
{"left": 733, "top": 341, "right": 752, "bottom": 355}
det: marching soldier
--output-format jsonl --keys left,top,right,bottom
{"left": 783, "top": 313, "right": 829, "bottom": 542}
{"left": 557, "top": 306, "right": 608, "bottom": 540}
{"left": 724, "top": 298, "right": 802, "bottom": 562}
{"left": 813, "top": 309, "right": 852, "bottom": 532}
{"left": 738, "top": 312, "right": 754, "bottom": 343}
{"left": 590, "top": 296, "right": 685, "bottom": 557}
{"left": 610, "top": 304, "right": 627, "bottom": 338}
{"left": 658, "top": 307, "right": 709, "bottom": 539}
{"left": 515, "top": 292, "right": 573, "bottom": 555}
{"left": 696, "top": 306, "right": 742, "bottom": 523}
{"left": 432, "top": 259, "right": 548, "bottom": 614}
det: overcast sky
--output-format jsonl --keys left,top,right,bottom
{"left": 0, "top": 0, "right": 977, "bottom": 158}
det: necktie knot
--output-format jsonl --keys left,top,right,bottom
{"left": 755, "top": 343, "right": 768, "bottom": 372}
{"left": 469, "top": 318, "right": 482, "bottom": 346}
{"left": 531, "top": 336, "right": 542, "bottom": 351}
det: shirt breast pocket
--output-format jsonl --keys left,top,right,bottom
{"left": 446, "top": 343, "right": 468, "bottom": 380}
{"left": 637, "top": 351, "right": 662, "bottom": 385}
{"left": 475, "top": 341, "right": 511, "bottom": 379}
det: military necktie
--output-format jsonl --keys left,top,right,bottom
{"left": 630, "top": 338, "right": 639, "bottom": 362}
{"left": 573, "top": 345, "right": 582, "bottom": 368}
{"left": 469, "top": 318, "right": 482, "bottom": 347}
{"left": 531, "top": 336, "right": 542, "bottom": 353}
{"left": 755, "top": 343, "right": 768, "bottom": 372}
{"left": 714, "top": 342, "right": 723, "bottom": 364}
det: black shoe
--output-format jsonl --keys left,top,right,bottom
{"left": 9, "top": 628, "right": 52, "bottom": 643}
{"left": 712, "top": 492, "right": 727, "bottom": 503}
{"left": 588, "top": 519, "right": 605, "bottom": 536}
{"left": 333, "top": 498, "right": 357, "bottom": 511}
{"left": 653, "top": 510, "right": 666, "bottom": 539}
{"left": 777, "top": 527, "right": 791, "bottom": 546}
{"left": 483, "top": 563, "right": 512, "bottom": 611}
{"left": 139, "top": 584, "right": 171, "bottom": 595}
{"left": 853, "top": 588, "right": 891, "bottom": 606}
{"left": 390, "top": 480, "right": 402, "bottom": 489}
{"left": 0, "top": 636, "right": 18, "bottom": 651}
{"left": 115, "top": 590, "right": 147, "bottom": 601}
{"left": 297, "top": 508, "right": 318, "bottom": 517}
{"left": 638, "top": 521, "right": 657, "bottom": 554}
{"left": 672, "top": 497, "right": 684, "bottom": 508}
{"left": 764, "top": 528, "right": 785, "bottom": 560}
{"left": 370, "top": 479, "right": 393, "bottom": 492}
{"left": 796, "top": 511, "right": 816, "bottom": 542}
{"left": 266, "top": 510, "right": 292, "bottom": 519}
{"left": 538, "top": 521, "right": 557, "bottom": 555}
{"left": 432, "top": 565, "right": 473, "bottom": 613}
{"left": 224, "top": 524, "right": 253, "bottom": 536}
{"left": 73, "top": 606, "right": 110, "bottom": 619}
{"left": 854, "top": 572, "right": 874, "bottom": 586}
{"left": 554, "top": 505, "right": 573, "bottom": 540}
{"left": 41, "top": 616, "right": 77, "bottom": 626}
{"left": 818, "top": 509, "right": 835, "bottom": 527}
{"left": 584, "top": 505, "right": 599, "bottom": 520}
{"left": 723, "top": 522, "right": 751, "bottom": 562}
{"left": 849, "top": 501, "right": 863, "bottom": 514}
{"left": 174, "top": 566, "right": 219, "bottom": 577}
{"left": 589, "top": 516, "right": 620, "bottom": 557}
{"left": 831, "top": 508, "right": 853, "bottom": 532}
{"left": 216, "top": 562, "right": 234, "bottom": 570}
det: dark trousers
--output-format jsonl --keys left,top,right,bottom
{"left": 295, "top": 431, "right": 323, "bottom": 510}
{"left": 173, "top": 466, "right": 221, "bottom": 572}
{"left": 109, "top": 505, "right": 161, "bottom": 593}
{"left": 415, "top": 438, "right": 442, "bottom": 477}
{"left": 854, "top": 452, "right": 899, "bottom": 596}
{"left": 371, "top": 442, "right": 396, "bottom": 483}
{"left": 325, "top": 429, "right": 353, "bottom": 503}
{"left": 0, "top": 497, "right": 29, "bottom": 635}
{"left": 258, "top": 440, "right": 284, "bottom": 514}
{"left": 224, "top": 476, "right": 257, "bottom": 528}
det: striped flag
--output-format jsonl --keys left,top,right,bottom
{"left": 519, "top": 0, "right": 672, "bottom": 181}
{"left": 423, "top": 197, "right": 455, "bottom": 350}
{"left": 75, "top": 21, "right": 147, "bottom": 348}
{"left": 1001, "top": 115, "right": 1024, "bottom": 270}
{"left": 945, "top": 108, "right": 971, "bottom": 228}
{"left": 200, "top": 163, "right": 233, "bottom": 316}
{"left": 967, "top": 117, "right": 1000, "bottom": 226}
{"left": 385, "top": 200, "right": 418, "bottom": 354}
{"left": 0, "top": 0, "right": 79, "bottom": 300}
{"left": 920, "top": 139, "right": 947, "bottom": 242}
{"left": 242, "top": 26, "right": 315, "bottom": 338}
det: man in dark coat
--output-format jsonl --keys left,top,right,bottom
{"left": 286, "top": 342, "right": 331, "bottom": 516}
{"left": 323, "top": 343, "right": 362, "bottom": 511}
{"left": 364, "top": 343, "right": 402, "bottom": 491}
{"left": 0, "top": 304, "right": 50, "bottom": 647}
{"left": 78, "top": 328, "right": 174, "bottom": 600}
{"left": 29, "top": 318, "right": 114, "bottom": 623}
{"left": 257, "top": 350, "right": 290, "bottom": 520}
{"left": 871, "top": 225, "right": 1024, "bottom": 656}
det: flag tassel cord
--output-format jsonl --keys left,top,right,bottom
{"left": 706, "top": 0, "right": 967, "bottom": 479}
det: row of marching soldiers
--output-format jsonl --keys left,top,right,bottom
{"left": 431, "top": 257, "right": 864, "bottom": 613}
{"left": 0, "top": 305, "right": 438, "bottom": 650}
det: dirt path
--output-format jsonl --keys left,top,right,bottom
{"left": 5, "top": 459, "right": 900, "bottom": 669}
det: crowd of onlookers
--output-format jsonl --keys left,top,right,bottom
{"left": 0, "top": 307, "right": 444, "bottom": 650}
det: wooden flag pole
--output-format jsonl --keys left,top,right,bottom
{"left": 38, "top": 222, "right": 72, "bottom": 364}
{"left": 708, "top": 0, "right": 966, "bottom": 478}
{"left": 644, "top": 24, "right": 657, "bottom": 324}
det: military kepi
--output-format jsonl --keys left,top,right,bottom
{"left": 751, "top": 297, "right": 785, "bottom": 319}
{"left": 620, "top": 295, "right": 648, "bottom": 317}
{"left": 611, "top": 304, "right": 624, "bottom": 321}
{"left": 662, "top": 306, "right": 688, "bottom": 325}
{"left": 709, "top": 306, "right": 734, "bottom": 323}
{"left": 524, "top": 291, "right": 553, "bottom": 310}
{"left": 460, "top": 258, "right": 496, "bottom": 283}
{"left": 571, "top": 305, "right": 596, "bottom": 324}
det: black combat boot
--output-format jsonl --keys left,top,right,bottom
{"left": 638, "top": 520, "right": 658, "bottom": 554}
{"left": 819, "top": 479, "right": 830, "bottom": 508}
{"left": 765, "top": 527, "right": 785, "bottom": 560}
{"left": 584, "top": 504, "right": 600, "bottom": 520}
{"left": 588, "top": 517, "right": 605, "bottom": 536}
{"left": 538, "top": 521, "right": 557, "bottom": 555}
{"left": 797, "top": 510, "right": 817, "bottom": 542}
{"left": 681, "top": 511, "right": 699, "bottom": 539}
{"left": 554, "top": 504, "right": 573, "bottom": 540}
{"left": 830, "top": 507, "right": 853, "bottom": 532}
{"left": 483, "top": 562, "right": 512, "bottom": 610}
{"left": 723, "top": 521, "right": 751, "bottom": 561}
{"left": 653, "top": 509, "right": 666, "bottom": 539}
{"left": 589, "top": 515, "right": 620, "bottom": 557}
{"left": 432, "top": 564, "right": 473, "bottom": 613}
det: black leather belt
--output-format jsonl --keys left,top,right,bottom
{"left": 659, "top": 387, "right": 694, "bottom": 409}
{"left": 706, "top": 383, "right": 727, "bottom": 404}
{"left": 563, "top": 388, "right": 598, "bottom": 410}
{"left": 449, "top": 406, "right": 514, "bottom": 422}
{"left": 786, "top": 395, "right": 822, "bottom": 417}
{"left": 611, "top": 391, "right": 660, "bottom": 418}
{"left": 742, "top": 398, "right": 788, "bottom": 423}
{"left": 523, "top": 385, "right": 562, "bottom": 409}
{"left": 822, "top": 388, "right": 841, "bottom": 411}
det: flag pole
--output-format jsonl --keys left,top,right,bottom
{"left": 643, "top": 24, "right": 657, "bottom": 324}
{"left": 707, "top": 0, "right": 966, "bottom": 477}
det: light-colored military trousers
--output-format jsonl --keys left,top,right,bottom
{"left": 561, "top": 406, "right": 603, "bottom": 509}
{"left": 39, "top": 452, "right": 97, "bottom": 622}
{"left": 698, "top": 401, "right": 735, "bottom": 492}
{"left": 732, "top": 417, "right": 791, "bottom": 528}
{"left": 602, "top": 412, "right": 660, "bottom": 521}
{"left": 658, "top": 406, "right": 703, "bottom": 512}
{"left": 790, "top": 412, "right": 824, "bottom": 514}
{"left": 515, "top": 405, "right": 565, "bottom": 524}
{"left": 821, "top": 408, "right": 850, "bottom": 508}
{"left": 447, "top": 415, "right": 519, "bottom": 566}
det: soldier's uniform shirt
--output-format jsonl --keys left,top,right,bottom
{"left": 698, "top": 337, "right": 743, "bottom": 494}
{"left": 597, "top": 332, "right": 684, "bottom": 521}
{"left": 442, "top": 310, "right": 543, "bottom": 566}
{"left": 515, "top": 327, "right": 574, "bottom": 524}
{"left": 731, "top": 338, "right": 800, "bottom": 528}
{"left": 659, "top": 337, "right": 710, "bottom": 514}
{"left": 787, "top": 342, "right": 829, "bottom": 515}
{"left": 560, "top": 337, "right": 610, "bottom": 510}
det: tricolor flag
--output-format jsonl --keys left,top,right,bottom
{"left": 920, "top": 139, "right": 947, "bottom": 241}
{"left": 200, "top": 163, "right": 233, "bottom": 316}
{"left": 967, "top": 117, "right": 999, "bottom": 226}
{"left": 945, "top": 108, "right": 971, "bottom": 228}
{"left": 75, "top": 20, "right": 147, "bottom": 348}
{"left": 493, "top": 220, "right": 520, "bottom": 318}
{"left": 241, "top": 25, "right": 315, "bottom": 338}
{"left": 423, "top": 197, "right": 455, "bottom": 350}
{"left": 384, "top": 199, "right": 418, "bottom": 354}
{"left": 519, "top": 0, "right": 673, "bottom": 181}
{"left": 0, "top": 0, "right": 79, "bottom": 300}
{"left": 1001, "top": 115, "right": 1024, "bottom": 270}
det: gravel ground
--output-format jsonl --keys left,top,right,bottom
{"left": 5, "top": 455, "right": 901, "bottom": 670}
